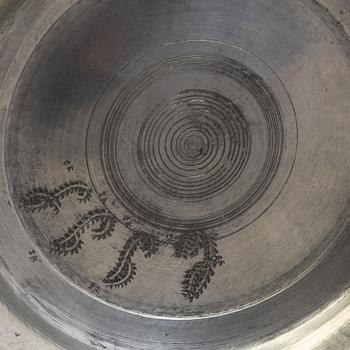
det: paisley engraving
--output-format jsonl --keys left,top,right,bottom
{"left": 103, "top": 231, "right": 161, "bottom": 289}
{"left": 50, "top": 208, "right": 118, "bottom": 255}
{"left": 173, "top": 232, "right": 225, "bottom": 302}
{"left": 19, "top": 181, "right": 92, "bottom": 214}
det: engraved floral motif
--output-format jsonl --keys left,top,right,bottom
{"left": 19, "top": 178, "right": 225, "bottom": 302}
{"left": 19, "top": 180, "right": 92, "bottom": 214}
{"left": 50, "top": 208, "right": 118, "bottom": 255}
{"left": 174, "top": 232, "right": 225, "bottom": 302}
{"left": 103, "top": 231, "right": 160, "bottom": 288}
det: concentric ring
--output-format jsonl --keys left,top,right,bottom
{"left": 135, "top": 89, "right": 251, "bottom": 201}
{"left": 87, "top": 40, "right": 298, "bottom": 239}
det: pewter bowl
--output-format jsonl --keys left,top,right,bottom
{"left": 1, "top": 1, "right": 350, "bottom": 349}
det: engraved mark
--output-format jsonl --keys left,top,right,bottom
{"left": 88, "top": 282, "right": 101, "bottom": 294}
{"left": 28, "top": 250, "right": 40, "bottom": 263}
{"left": 64, "top": 160, "right": 74, "bottom": 172}
{"left": 99, "top": 191, "right": 108, "bottom": 205}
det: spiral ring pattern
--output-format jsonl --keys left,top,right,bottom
{"left": 85, "top": 46, "right": 297, "bottom": 238}
{"left": 136, "top": 89, "right": 251, "bottom": 201}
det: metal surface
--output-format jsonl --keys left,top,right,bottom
{"left": 1, "top": 1, "right": 350, "bottom": 349}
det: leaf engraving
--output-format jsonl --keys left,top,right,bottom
{"left": 21, "top": 175, "right": 225, "bottom": 303}
{"left": 103, "top": 232, "right": 160, "bottom": 288}
{"left": 19, "top": 181, "right": 93, "bottom": 214}
{"left": 175, "top": 232, "right": 225, "bottom": 302}
{"left": 50, "top": 208, "right": 117, "bottom": 255}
